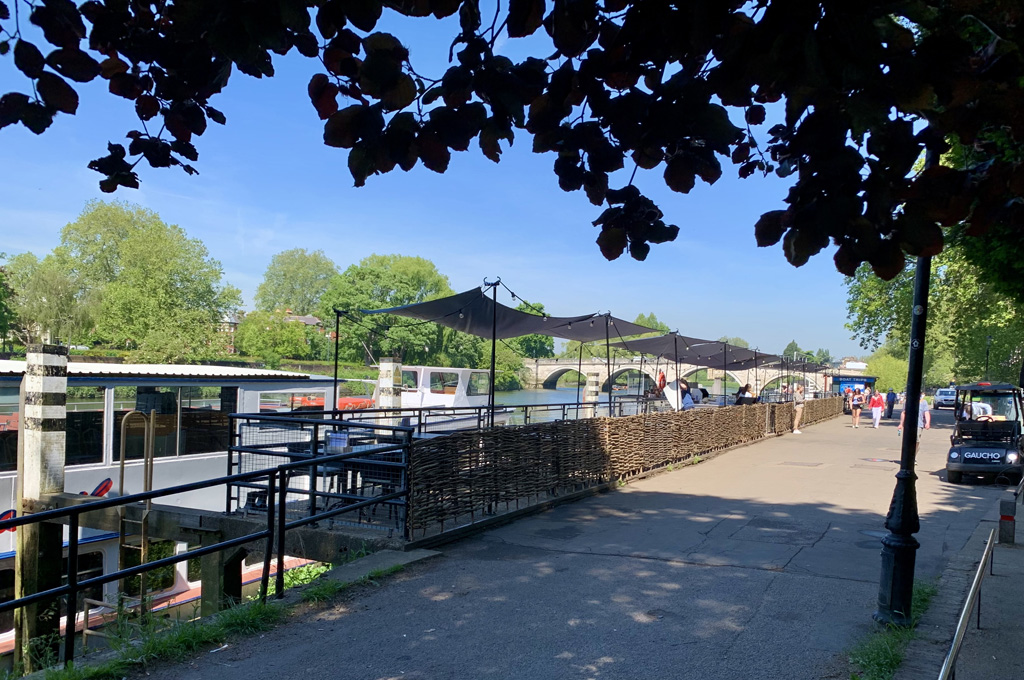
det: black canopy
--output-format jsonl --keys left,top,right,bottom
{"left": 361, "top": 288, "right": 594, "bottom": 340}
{"left": 608, "top": 333, "right": 721, "bottom": 362}
{"left": 541, "top": 314, "right": 660, "bottom": 342}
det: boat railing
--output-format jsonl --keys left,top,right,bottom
{"left": 0, "top": 413, "right": 414, "bottom": 668}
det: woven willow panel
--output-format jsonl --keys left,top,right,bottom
{"left": 407, "top": 397, "right": 843, "bottom": 535}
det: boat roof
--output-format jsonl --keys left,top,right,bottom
{"left": 954, "top": 382, "right": 1020, "bottom": 392}
{"left": 0, "top": 360, "right": 326, "bottom": 382}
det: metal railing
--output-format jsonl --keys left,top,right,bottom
{"left": 937, "top": 528, "right": 997, "bottom": 680}
{"left": 0, "top": 416, "right": 414, "bottom": 668}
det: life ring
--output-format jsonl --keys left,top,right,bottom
{"left": 657, "top": 372, "right": 666, "bottom": 390}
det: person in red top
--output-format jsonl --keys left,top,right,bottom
{"left": 869, "top": 390, "right": 886, "bottom": 428}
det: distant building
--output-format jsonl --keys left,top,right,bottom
{"left": 842, "top": 359, "right": 868, "bottom": 373}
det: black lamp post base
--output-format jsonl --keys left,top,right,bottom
{"left": 874, "top": 531, "right": 920, "bottom": 626}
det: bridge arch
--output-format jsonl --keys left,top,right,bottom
{"left": 540, "top": 367, "right": 587, "bottom": 390}
{"left": 602, "top": 367, "right": 658, "bottom": 393}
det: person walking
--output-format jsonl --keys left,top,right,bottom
{"left": 850, "top": 389, "right": 865, "bottom": 428}
{"left": 792, "top": 384, "right": 805, "bottom": 434}
{"left": 869, "top": 389, "right": 885, "bottom": 428}
{"left": 898, "top": 393, "right": 932, "bottom": 452}
{"left": 885, "top": 388, "right": 897, "bottom": 419}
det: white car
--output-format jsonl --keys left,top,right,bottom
{"left": 934, "top": 388, "right": 957, "bottom": 409}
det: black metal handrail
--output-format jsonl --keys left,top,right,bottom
{"left": 937, "top": 528, "right": 996, "bottom": 680}
{"left": 0, "top": 422, "right": 413, "bottom": 668}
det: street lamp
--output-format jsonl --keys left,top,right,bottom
{"left": 985, "top": 335, "right": 993, "bottom": 381}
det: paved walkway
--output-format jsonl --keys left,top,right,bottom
{"left": 137, "top": 409, "right": 1009, "bottom": 680}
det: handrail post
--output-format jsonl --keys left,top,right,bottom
{"left": 308, "top": 423, "right": 319, "bottom": 519}
{"left": 63, "top": 513, "right": 80, "bottom": 666}
{"left": 276, "top": 469, "right": 287, "bottom": 598}
{"left": 260, "top": 472, "right": 276, "bottom": 604}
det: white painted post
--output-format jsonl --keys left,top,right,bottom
{"left": 15, "top": 344, "right": 67, "bottom": 670}
{"left": 583, "top": 372, "right": 600, "bottom": 419}
{"left": 377, "top": 359, "right": 403, "bottom": 428}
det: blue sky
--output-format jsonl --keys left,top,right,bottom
{"left": 0, "top": 13, "right": 865, "bottom": 359}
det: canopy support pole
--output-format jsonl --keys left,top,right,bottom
{"left": 605, "top": 315, "right": 612, "bottom": 416}
{"left": 674, "top": 335, "right": 679, "bottom": 409}
{"left": 332, "top": 310, "right": 341, "bottom": 413}
{"left": 576, "top": 342, "right": 584, "bottom": 408}
{"left": 486, "top": 281, "right": 498, "bottom": 428}
{"left": 723, "top": 341, "right": 728, "bottom": 405}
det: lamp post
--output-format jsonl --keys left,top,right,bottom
{"left": 985, "top": 335, "right": 993, "bottom": 381}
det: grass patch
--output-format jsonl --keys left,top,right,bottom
{"left": 301, "top": 579, "right": 349, "bottom": 603}
{"left": 848, "top": 581, "right": 939, "bottom": 680}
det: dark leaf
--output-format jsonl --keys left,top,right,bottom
{"left": 744, "top": 105, "right": 766, "bottom": 125}
{"left": 868, "top": 240, "right": 906, "bottom": 280}
{"left": 19, "top": 101, "right": 54, "bottom": 134}
{"left": 632, "top": 147, "right": 663, "bottom": 170}
{"left": 293, "top": 31, "right": 320, "bottom": 58}
{"left": 459, "top": 0, "right": 481, "bottom": 33}
{"left": 36, "top": 72, "right": 78, "bottom": 114}
{"left": 348, "top": 143, "right": 376, "bottom": 186}
{"left": 0, "top": 41, "right": 8, "bottom": 56}
{"left": 171, "top": 139, "right": 199, "bottom": 162}
{"left": 0, "top": 2, "right": 8, "bottom": 20}
{"left": 480, "top": 125, "right": 502, "bottom": 162}
{"left": 99, "top": 56, "right": 129, "bottom": 79}
{"left": 596, "top": 227, "right": 627, "bottom": 260}
{"left": 346, "top": 0, "right": 383, "bottom": 32}
{"left": 135, "top": 95, "right": 159, "bottom": 120}
{"left": 738, "top": 161, "right": 758, "bottom": 178}
{"left": 380, "top": 74, "right": 416, "bottom": 111}
{"left": 629, "top": 240, "right": 650, "bottom": 261}
{"left": 46, "top": 48, "right": 100, "bottom": 83}
{"left": 29, "top": 1, "right": 86, "bottom": 48}
{"left": 308, "top": 73, "right": 340, "bottom": 120}
{"left": 430, "top": 0, "right": 461, "bottom": 19}
{"left": 418, "top": 131, "right": 451, "bottom": 173}
{"left": 14, "top": 41, "right": 46, "bottom": 79}
{"left": 664, "top": 156, "right": 696, "bottom": 194}
{"left": 206, "top": 106, "right": 226, "bottom": 125}
{"left": 324, "top": 106, "right": 363, "bottom": 148}
{"left": 0, "top": 92, "right": 29, "bottom": 129}
{"left": 754, "top": 210, "right": 787, "bottom": 247}
{"left": 583, "top": 171, "right": 607, "bottom": 206}
{"left": 507, "top": 0, "right": 545, "bottom": 38}
{"left": 108, "top": 72, "right": 144, "bottom": 100}
{"left": 833, "top": 242, "right": 860, "bottom": 277}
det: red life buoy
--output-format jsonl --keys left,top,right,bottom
{"left": 657, "top": 371, "right": 666, "bottom": 390}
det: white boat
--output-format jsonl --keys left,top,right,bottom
{"left": 391, "top": 366, "right": 514, "bottom": 432}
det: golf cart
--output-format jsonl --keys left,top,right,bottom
{"left": 945, "top": 382, "right": 1024, "bottom": 484}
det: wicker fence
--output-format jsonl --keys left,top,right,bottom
{"left": 406, "top": 396, "right": 843, "bottom": 538}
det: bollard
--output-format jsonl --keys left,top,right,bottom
{"left": 998, "top": 494, "right": 1016, "bottom": 544}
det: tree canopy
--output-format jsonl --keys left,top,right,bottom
{"left": 320, "top": 253, "right": 456, "bottom": 363}
{"left": 254, "top": 248, "right": 338, "bottom": 316}
{"left": 5, "top": 200, "right": 240, "bottom": 360}
{"left": 3, "top": 2, "right": 1023, "bottom": 278}
{"left": 234, "top": 309, "right": 312, "bottom": 367}
{"left": 845, "top": 244, "right": 1017, "bottom": 385}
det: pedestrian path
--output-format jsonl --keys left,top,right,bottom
{"left": 135, "top": 410, "right": 1006, "bottom": 680}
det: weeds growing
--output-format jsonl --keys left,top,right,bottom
{"left": 848, "top": 581, "right": 939, "bottom": 680}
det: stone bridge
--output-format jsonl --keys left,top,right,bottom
{"left": 522, "top": 357, "right": 825, "bottom": 394}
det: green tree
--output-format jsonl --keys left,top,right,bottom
{"left": 234, "top": 311, "right": 311, "bottom": 365}
{"left": 813, "top": 348, "right": 833, "bottom": 365}
{"left": 508, "top": 301, "right": 555, "bottom": 359}
{"left": 782, "top": 340, "right": 803, "bottom": 360}
{"left": 6, "top": 3, "right": 1024, "bottom": 279}
{"left": 254, "top": 249, "right": 338, "bottom": 316}
{"left": 4, "top": 250, "right": 95, "bottom": 346}
{"left": 719, "top": 336, "right": 750, "bottom": 349}
{"left": 0, "top": 257, "right": 15, "bottom": 350}
{"left": 320, "top": 254, "right": 454, "bottom": 364}
{"left": 865, "top": 347, "right": 910, "bottom": 393}
{"left": 635, "top": 313, "right": 670, "bottom": 335}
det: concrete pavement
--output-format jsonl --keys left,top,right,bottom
{"left": 135, "top": 407, "right": 1008, "bottom": 680}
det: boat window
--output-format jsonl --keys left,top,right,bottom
{"left": 180, "top": 386, "right": 236, "bottom": 455}
{"left": 124, "top": 540, "right": 176, "bottom": 596}
{"left": 429, "top": 372, "right": 460, "bottom": 395}
{"left": 112, "top": 386, "right": 179, "bottom": 460}
{"left": 467, "top": 372, "right": 490, "bottom": 396}
{"left": 401, "top": 371, "right": 418, "bottom": 390}
{"left": 67, "top": 386, "right": 105, "bottom": 466}
{"left": 0, "top": 568, "right": 12, "bottom": 632}
{"left": 62, "top": 551, "right": 104, "bottom": 610}
{"left": 0, "top": 386, "right": 18, "bottom": 472}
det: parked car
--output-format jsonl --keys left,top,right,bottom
{"left": 933, "top": 388, "right": 957, "bottom": 409}
{"left": 946, "top": 382, "right": 1024, "bottom": 484}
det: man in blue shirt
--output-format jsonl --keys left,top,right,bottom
{"left": 885, "top": 389, "right": 897, "bottom": 419}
